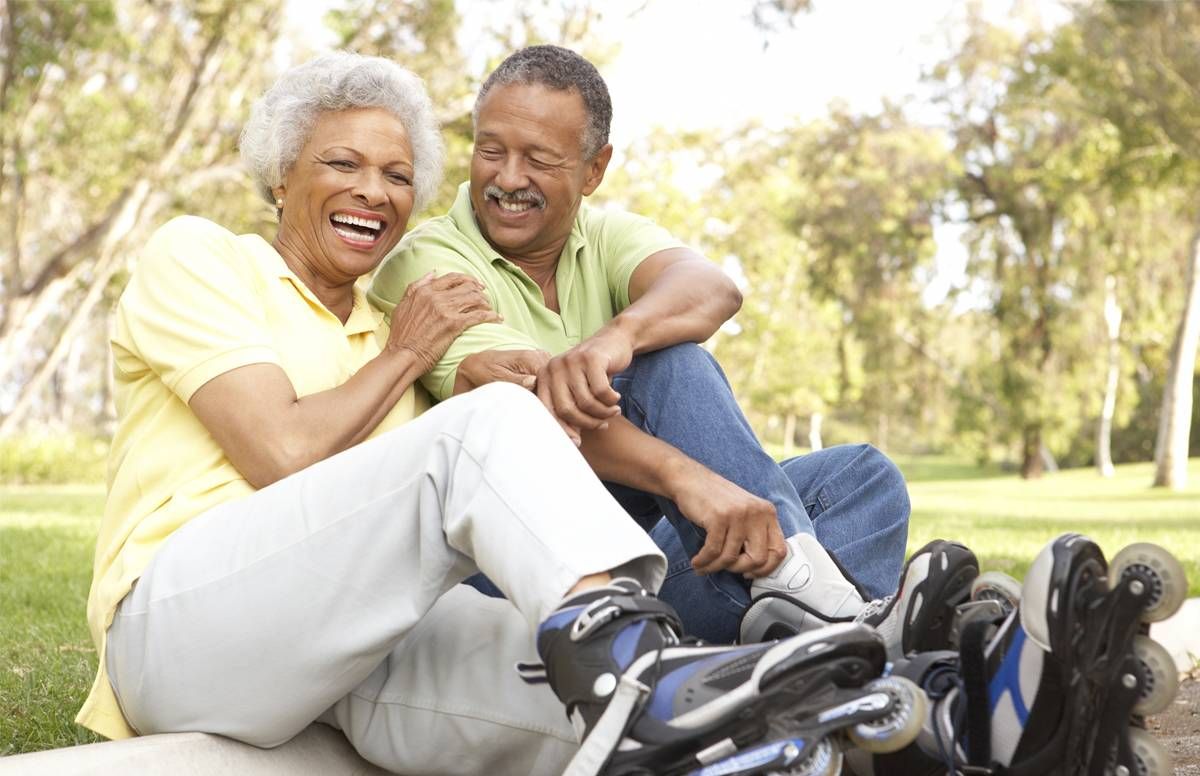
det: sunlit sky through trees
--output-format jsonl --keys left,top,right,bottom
{"left": 284, "top": 0, "right": 1073, "bottom": 307}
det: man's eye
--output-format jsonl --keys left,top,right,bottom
{"left": 477, "top": 147, "right": 502, "bottom": 160}
{"left": 529, "top": 157, "right": 553, "bottom": 170}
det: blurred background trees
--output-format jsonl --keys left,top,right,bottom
{"left": 1, "top": 0, "right": 1197, "bottom": 487}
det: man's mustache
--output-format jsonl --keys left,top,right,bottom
{"left": 484, "top": 184, "right": 546, "bottom": 209}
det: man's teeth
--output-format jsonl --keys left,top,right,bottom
{"left": 331, "top": 213, "right": 382, "bottom": 230}
{"left": 497, "top": 199, "right": 533, "bottom": 212}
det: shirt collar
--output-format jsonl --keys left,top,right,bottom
{"left": 244, "top": 233, "right": 385, "bottom": 334}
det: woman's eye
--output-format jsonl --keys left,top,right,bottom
{"left": 327, "top": 159, "right": 355, "bottom": 170}
{"left": 387, "top": 173, "right": 412, "bottom": 185}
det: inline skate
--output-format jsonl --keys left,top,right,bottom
{"left": 533, "top": 578, "right": 927, "bottom": 776}
{"left": 847, "top": 533, "right": 1186, "bottom": 776}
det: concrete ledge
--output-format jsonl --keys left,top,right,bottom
{"left": 0, "top": 723, "right": 392, "bottom": 776}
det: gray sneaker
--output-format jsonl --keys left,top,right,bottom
{"left": 739, "top": 532, "right": 866, "bottom": 644}
{"left": 741, "top": 538, "right": 980, "bottom": 661}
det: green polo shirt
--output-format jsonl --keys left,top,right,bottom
{"left": 369, "top": 182, "right": 684, "bottom": 400}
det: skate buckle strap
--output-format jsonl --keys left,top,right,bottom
{"left": 571, "top": 596, "right": 622, "bottom": 642}
{"left": 959, "top": 617, "right": 993, "bottom": 767}
{"left": 515, "top": 660, "right": 548, "bottom": 684}
{"left": 956, "top": 767, "right": 996, "bottom": 776}
{"left": 570, "top": 594, "right": 682, "bottom": 642}
{"left": 562, "top": 672, "right": 650, "bottom": 776}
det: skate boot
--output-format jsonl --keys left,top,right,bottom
{"left": 740, "top": 535, "right": 979, "bottom": 661}
{"left": 532, "top": 577, "right": 928, "bottom": 776}
{"left": 847, "top": 533, "right": 1187, "bottom": 776}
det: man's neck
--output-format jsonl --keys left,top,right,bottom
{"left": 506, "top": 247, "right": 561, "bottom": 289}
{"left": 509, "top": 249, "right": 562, "bottom": 312}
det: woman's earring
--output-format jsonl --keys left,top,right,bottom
{"left": 275, "top": 198, "right": 285, "bottom": 209}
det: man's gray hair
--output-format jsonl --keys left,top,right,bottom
{"left": 473, "top": 45, "right": 612, "bottom": 159}
{"left": 240, "top": 52, "right": 443, "bottom": 213}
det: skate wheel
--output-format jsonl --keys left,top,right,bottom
{"left": 1131, "top": 635, "right": 1179, "bottom": 715}
{"left": 770, "top": 737, "right": 842, "bottom": 776}
{"left": 971, "top": 570, "right": 1021, "bottom": 611}
{"left": 846, "top": 676, "right": 927, "bottom": 754}
{"left": 1109, "top": 543, "right": 1187, "bottom": 623}
{"left": 1124, "top": 727, "right": 1173, "bottom": 776}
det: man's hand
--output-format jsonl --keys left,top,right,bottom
{"left": 454, "top": 349, "right": 550, "bottom": 394}
{"left": 536, "top": 327, "right": 633, "bottom": 434}
{"left": 667, "top": 462, "right": 787, "bottom": 577}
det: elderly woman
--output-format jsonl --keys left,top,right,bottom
{"left": 73, "top": 53, "right": 896, "bottom": 776}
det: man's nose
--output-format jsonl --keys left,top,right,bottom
{"left": 494, "top": 154, "right": 530, "bottom": 192}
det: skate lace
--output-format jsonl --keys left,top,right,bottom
{"left": 854, "top": 594, "right": 893, "bottom": 624}
{"left": 926, "top": 662, "right": 966, "bottom": 775}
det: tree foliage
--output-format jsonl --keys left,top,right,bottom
{"left": 0, "top": 0, "right": 1194, "bottom": 484}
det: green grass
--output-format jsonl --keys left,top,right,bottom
{"left": 1, "top": 458, "right": 1198, "bottom": 754}
{"left": 900, "top": 457, "right": 1200, "bottom": 594}
{"left": 1, "top": 486, "right": 104, "bottom": 755}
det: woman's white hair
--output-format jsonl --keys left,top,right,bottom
{"left": 240, "top": 52, "right": 444, "bottom": 214}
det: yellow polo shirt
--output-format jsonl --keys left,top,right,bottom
{"left": 76, "top": 216, "right": 428, "bottom": 740}
{"left": 368, "top": 183, "right": 684, "bottom": 400}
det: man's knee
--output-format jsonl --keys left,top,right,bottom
{"left": 855, "top": 444, "right": 911, "bottom": 519}
{"left": 620, "top": 343, "right": 726, "bottom": 391}
{"left": 632, "top": 342, "right": 712, "bottom": 371}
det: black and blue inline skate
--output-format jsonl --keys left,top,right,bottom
{"left": 848, "top": 532, "right": 1186, "bottom": 776}
{"left": 531, "top": 578, "right": 927, "bottom": 776}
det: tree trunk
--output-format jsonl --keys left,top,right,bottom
{"left": 809, "top": 412, "right": 824, "bottom": 451}
{"left": 782, "top": 412, "right": 796, "bottom": 458}
{"left": 1021, "top": 425, "right": 1045, "bottom": 479}
{"left": 1153, "top": 217, "right": 1200, "bottom": 489}
{"left": 0, "top": 261, "right": 87, "bottom": 369}
{"left": 0, "top": 178, "right": 153, "bottom": 436}
{"left": 748, "top": 254, "right": 800, "bottom": 386}
{"left": 1097, "top": 275, "right": 1121, "bottom": 478}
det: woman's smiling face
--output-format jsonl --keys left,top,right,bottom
{"left": 274, "top": 107, "right": 416, "bottom": 285}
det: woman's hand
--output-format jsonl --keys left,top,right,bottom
{"left": 386, "top": 272, "right": 501, "bottom": 371}
{"left": 454, "top": 348, "right": 551, "bottom": 394}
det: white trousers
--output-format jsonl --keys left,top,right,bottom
{"left": 105, "top": 383, "right": 666, "bottom": 776}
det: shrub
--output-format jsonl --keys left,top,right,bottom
{"left": 0, "top": 434, "right": 108, "bottom": 485}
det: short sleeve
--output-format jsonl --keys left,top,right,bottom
{"left": 370, "top": 233, "right": 540, "bottom": 401}
{"left": 113, "top": 216, "right": 280, "bottom": 402}
{"left": 368, "top": 228, "right": 492, "bottom": 315}
{"left": 591, "top": 209, "right": 686, "bottom": 311}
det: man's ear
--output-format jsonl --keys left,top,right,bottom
{"left": 581, "top": 144, "right": 613, "bottom": 197}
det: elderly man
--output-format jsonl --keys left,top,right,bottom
{"left": 369, "top": 45, "right": 972, "bottom": 650}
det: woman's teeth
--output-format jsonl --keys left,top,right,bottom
{"left": 330, "top": 213, "right": 383, "bottom": 241}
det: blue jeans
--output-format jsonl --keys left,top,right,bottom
{"left": 467, "top": 344, "right": 910, "bottom": 642}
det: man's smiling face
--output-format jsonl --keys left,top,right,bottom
{"left": 469, "top": 83, "right": 610, "bottom": 264}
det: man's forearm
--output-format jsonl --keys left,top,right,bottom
{"left": 614, "top": 258, "right": 741, "bottom": 355}
{"left": 578, "top": 414, "right": 694, "bottom": 497}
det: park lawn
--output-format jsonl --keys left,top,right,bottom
{"left": 1, "top": 487, "right": 105, "bottom": 755}
{"left": 901, "top": 456, "right": 1200, "bottom": 590}
{"left": 1, "top": 458, "right": 1198, "bottom": 755}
